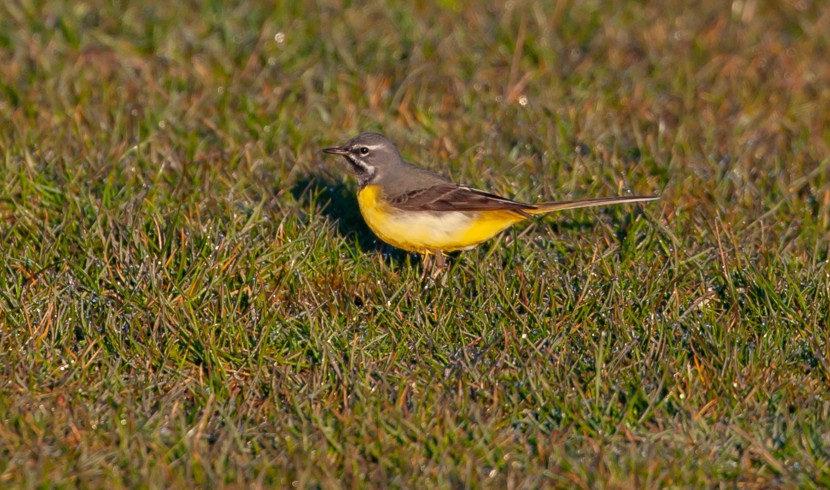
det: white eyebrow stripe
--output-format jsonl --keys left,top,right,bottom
{"left": 360, "top": 143, "right": 385, "bottom": 151}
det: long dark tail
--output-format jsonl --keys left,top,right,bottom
{"left": 526, "top": 195, "right": 659, "bottom": 215}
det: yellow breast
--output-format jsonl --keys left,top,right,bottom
{"left": 356, "top": 185, "right": 527, "bottom": 253}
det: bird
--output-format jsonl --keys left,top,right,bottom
{"left": 323, "top": 132, "right": 658, "bottom": 278}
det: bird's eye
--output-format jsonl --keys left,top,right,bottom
{"left": 360, "top": 147, "right": 369, "bottom": 155}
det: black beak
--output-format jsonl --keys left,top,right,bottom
{"left": 323, "top": 146, "right": 349, "bottom": 155}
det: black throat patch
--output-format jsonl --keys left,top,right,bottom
{"left": 345, "top": 155, "right": 376, "bottom": 187}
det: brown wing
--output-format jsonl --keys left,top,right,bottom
{"left": 388, "top": 183, "right": 535, "bottom": 216}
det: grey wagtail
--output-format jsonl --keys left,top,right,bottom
{"left": 323, "top": 132, "right": 658, "bottom": 277}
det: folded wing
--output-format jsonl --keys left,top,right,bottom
{"left": 388, "top": 184, "right": 535, "bottom": 216}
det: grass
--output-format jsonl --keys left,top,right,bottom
{"left": 1, "top": 0, "right": 829, "bottom": 487}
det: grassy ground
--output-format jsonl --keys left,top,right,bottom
{"left": 1, "top": 0, "right": 829, "bottom": 487}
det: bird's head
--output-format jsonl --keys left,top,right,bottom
{"left": 323, "top": 132, "right": 403, "bottom": 186}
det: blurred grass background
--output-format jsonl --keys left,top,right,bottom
{"left": 1, "top": 0, "right": 829, "bottom": 487}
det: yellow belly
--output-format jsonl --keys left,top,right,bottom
{"left": 356, "top": 185, "right": 527, "bottom": 253}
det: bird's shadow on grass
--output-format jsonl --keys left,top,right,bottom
{"left": 290, "top": 175, "right": 409, "bottom": 266}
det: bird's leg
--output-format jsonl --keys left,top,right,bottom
{"left": 431, "top": 250, "right": 448, "bottom": 280}
{"left": 421, "top": 252, "right": 434, "bottom": 281}
{"left": 420, "top": 251, "right": 449, "bottom": 282}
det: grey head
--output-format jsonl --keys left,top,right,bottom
{"left": 323, "top": 132, "right": 405, "bottom": 187}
